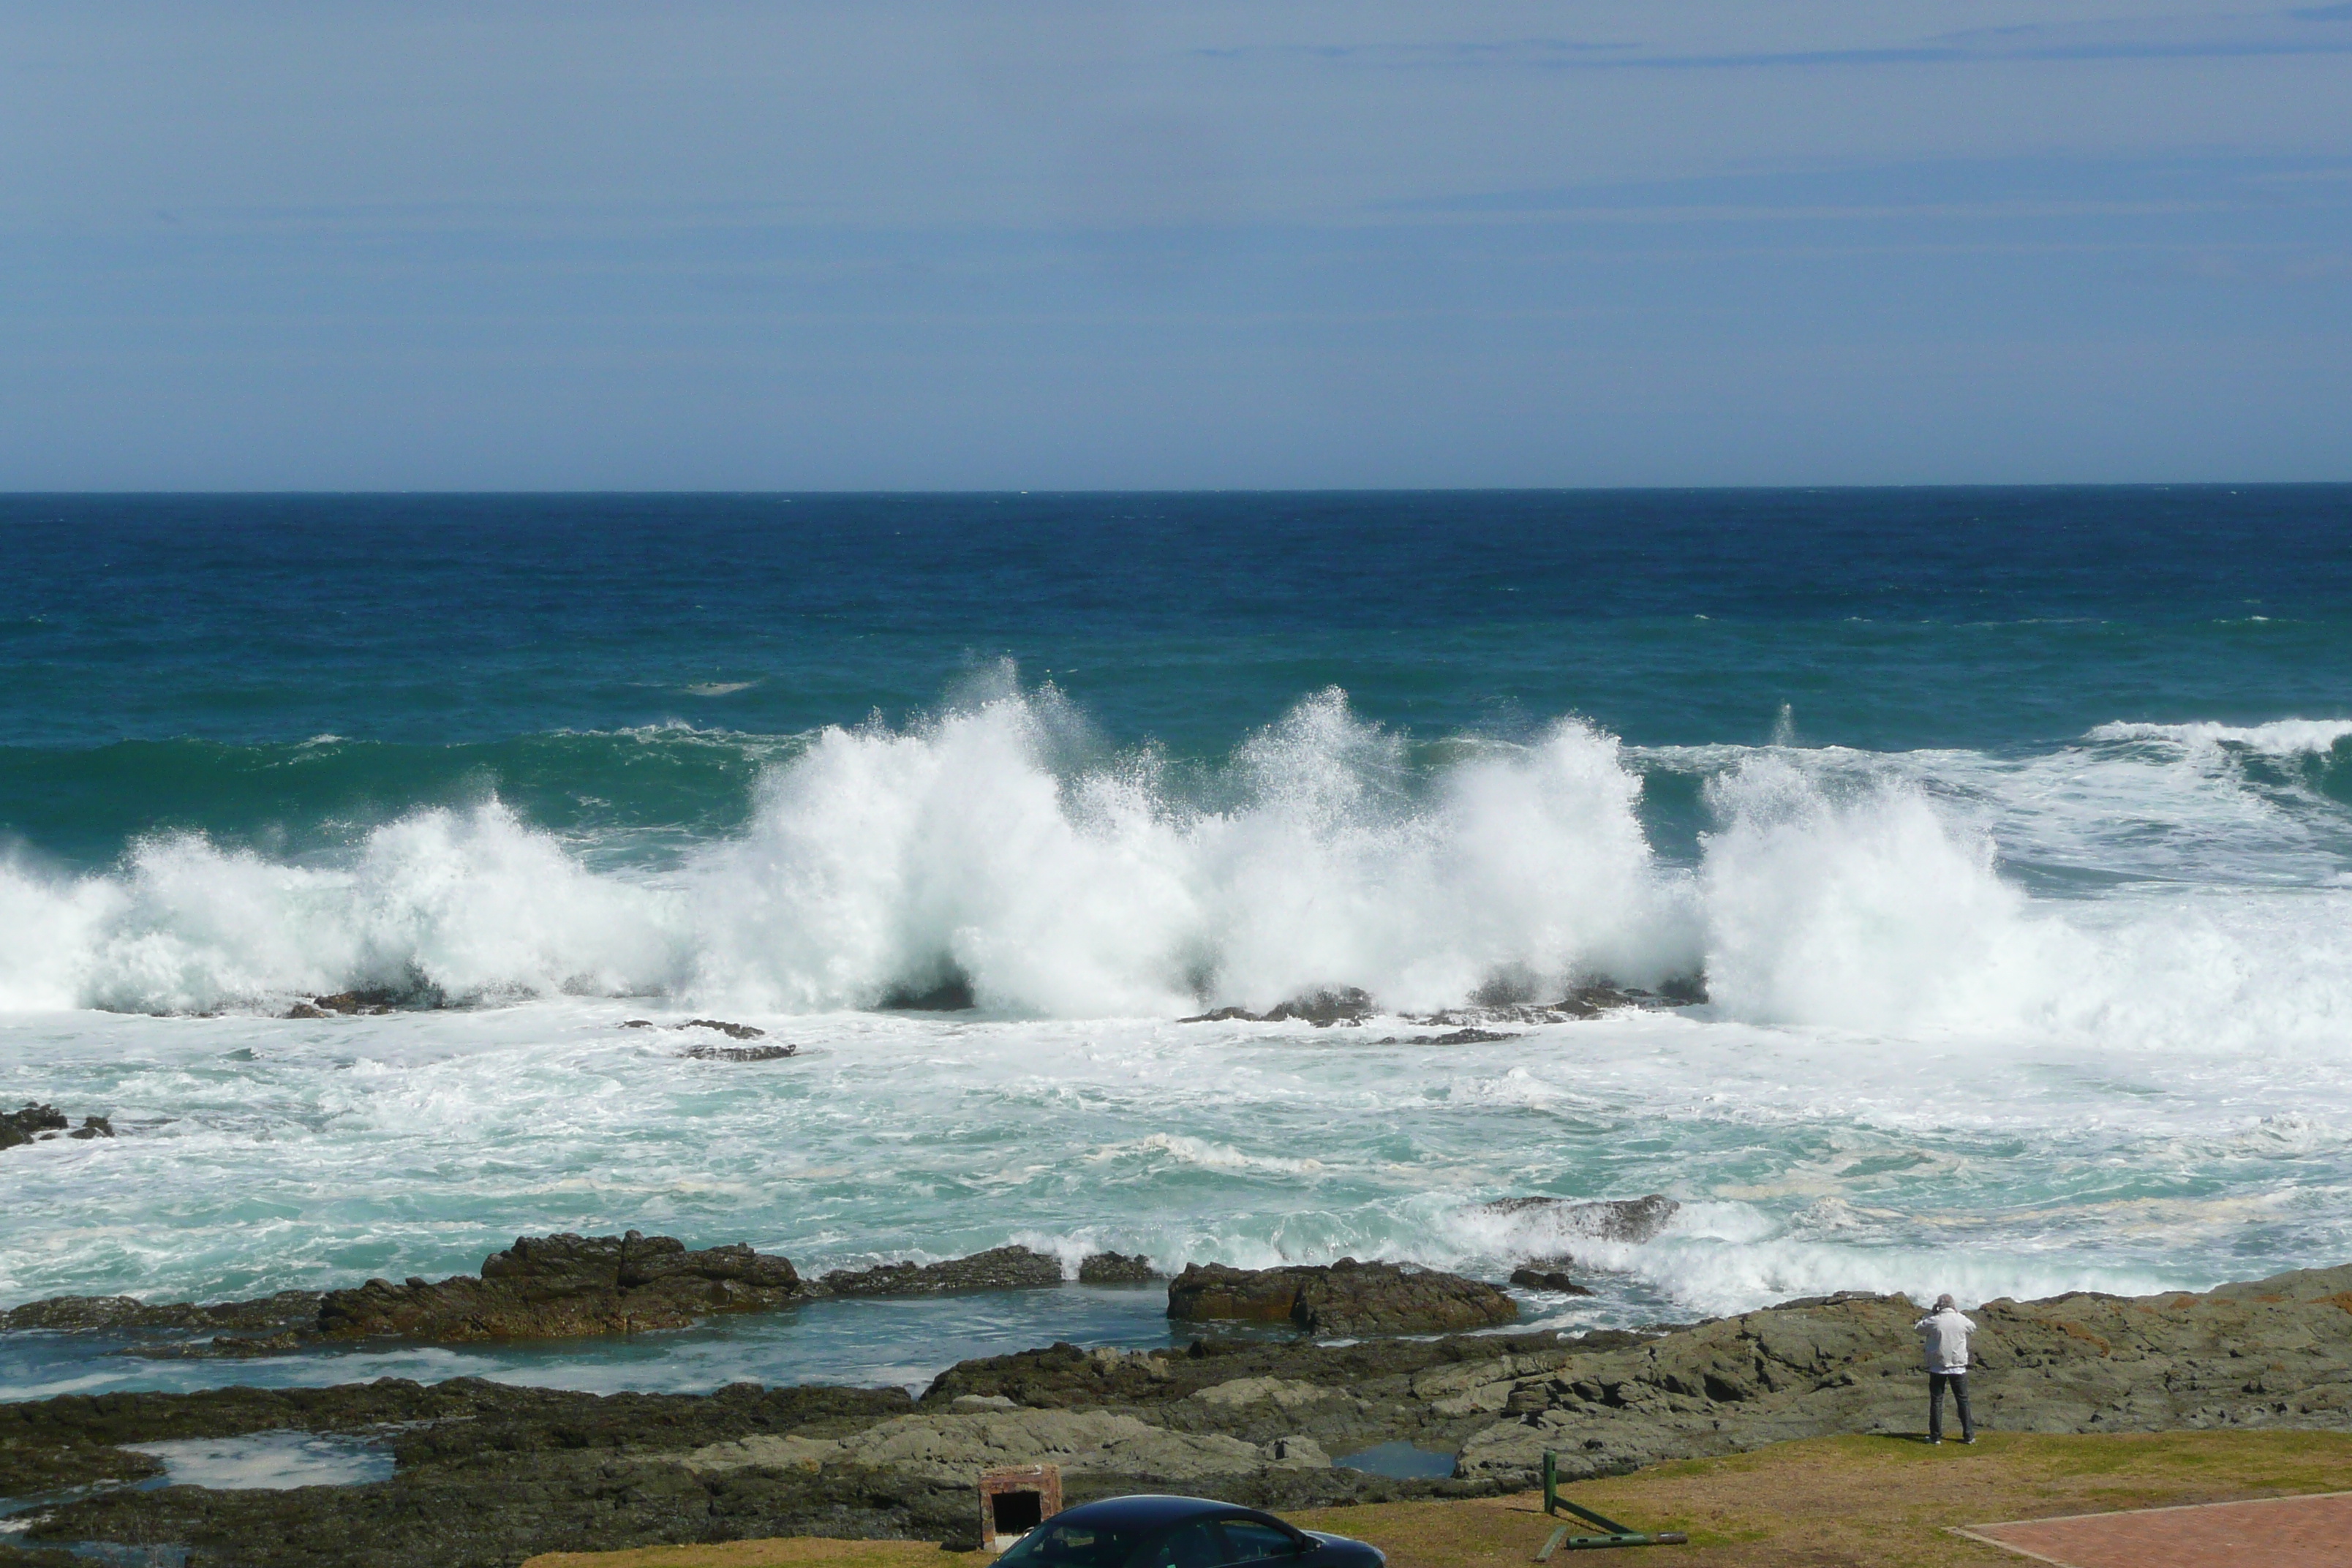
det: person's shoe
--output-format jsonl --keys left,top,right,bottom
{"left": 1929, "top": 1438, "right": 1942, "bottom": 1445}
{"left": 1962, "top": 1437, "right": 1976, "bottom": 1445}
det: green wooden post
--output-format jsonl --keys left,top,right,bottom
{"left": 1533, "top": 1451, "right": 1689, "bottom": 1555}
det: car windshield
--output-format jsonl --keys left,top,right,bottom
{"left": 998, "top": 1519, "right": 1150, "bottom": 1568}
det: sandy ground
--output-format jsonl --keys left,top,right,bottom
{"left": 521, "top": 1430, "right": 2352, "bottom": 1568}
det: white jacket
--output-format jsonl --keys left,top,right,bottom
{"left": 1916, "top": 1306, "right": 1975, "bottom": 1373}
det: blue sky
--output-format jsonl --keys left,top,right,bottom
{"left": 1, "top": 1, "right": 2347, "bottom": 487}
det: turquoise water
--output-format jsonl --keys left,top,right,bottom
{"left": 4, "top": 489, "right": 2351, "bottom": 1395}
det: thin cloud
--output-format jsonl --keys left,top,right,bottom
{"left": 1196, "top": 7, "right": 2352, "bottom": 72}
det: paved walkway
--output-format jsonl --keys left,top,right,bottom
{"left": 1956, "top": 1491, "right": 2352, "bottom": 1567}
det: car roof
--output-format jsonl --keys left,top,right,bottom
{"left": 1047, "top": 1496, "right": 1286, "bottom": 1532}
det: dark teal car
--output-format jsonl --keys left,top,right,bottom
{"left": 996, "top": 1496, "right": 1385, "bottom": 1568}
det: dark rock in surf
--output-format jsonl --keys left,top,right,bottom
{"left": 818, "top": 1245, "right": 1064, "bottom": 1297}
{"left": 3, "top": 1290, "right": 323, "bottom": 1335}
{"left": 68, "top": 1116, "right": 112, "bottom": 1139}
{"left": 309, "top": 977, "right": 449, "bottom": 1015}
{"left": 1477, "top": 1194, "right": 1680, "bottom": 1244}
{"left": 878, "top": 975, "right": 978, "bottom": 1011}
{"left": 1179, "top": 989, "right": 1376, "bottom": 1028}
{"left": 1167, "top": 1259, "right": 1518, "bottom": 1337}
{"left": 314, "top": 1230, "right": 803, "bottom": 1342}
{"left": 1656, "top": 973, "right": 1708, "bottom": 1005}
{"left": 120, "top": 1328, "right": 306, "bottom": 1360}
{"left": 1508, "top": 1264, "right": 1593, "bottom": 1296}
{"left": 1371, "top": 1028, "right": 1518, "bottom": 1044}
{"left": 1549, "top": 984, "right": 1644, "bottom": 1018}
{"left": 1, "top": 1104, "right": 69, "bottom": 1150}
{"left": 682, "top": 1042, "right": 799, "bottom": 1061}
{"left": 312, "top": 990, "right": 399, "bottom": 1014}
{"left": 680, "top": 1018, "right": 766, "bottom": 1040}
{"left": 1078, "top": 1252, "right": 1162, "bottom": 1284}
{"left": 1264, "top": 989, "right": 1374, "bottom": 1026}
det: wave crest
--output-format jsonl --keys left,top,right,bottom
{"left": 3, "top": 691, "right": 2351, "bottom": 1045}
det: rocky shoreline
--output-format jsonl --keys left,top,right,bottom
{"left": 3, "top": 1202, "right": 1679, "bottom": 1358}
{"left": 4, "top": 1260, "right": 2350, "bottom": 1567}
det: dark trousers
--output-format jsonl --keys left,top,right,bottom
{"left": 1928, "top": 1371, "right": 1973, "bottom": 1441}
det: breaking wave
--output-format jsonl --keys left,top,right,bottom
{"left": 3, "top": 686, "right": 2351, "bottom": 1045}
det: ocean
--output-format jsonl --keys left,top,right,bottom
{"left": 4, "top": 487, "right": 2351, "bottom": 1401}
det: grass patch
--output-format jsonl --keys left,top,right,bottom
{"left": 524, "top": 1430, "right": 2352, "bottom": 1568}
{"left": 524, "top": 1542, "right": 946, "bottom": 1568}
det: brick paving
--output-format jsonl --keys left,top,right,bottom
{"left": 1955, "top": 1491, "right": 2352, "bottom": 1567}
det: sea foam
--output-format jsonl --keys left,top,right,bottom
{"left": 1, "top": 688, "right": 2348, "bottom": 1055}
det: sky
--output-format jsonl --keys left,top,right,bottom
{"left": 1, "top": 1, "right": 2347, "bottom": 489}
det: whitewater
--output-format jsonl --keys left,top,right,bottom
{"left": 7, "top": 684, "right": 2352, "bottom": 1396}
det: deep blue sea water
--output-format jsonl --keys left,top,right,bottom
{"left": 5, "top": 488, "right": 2349, "bottom": 861}
{"left": 4, "top": 487, "right": 2351, "bottom": 1398}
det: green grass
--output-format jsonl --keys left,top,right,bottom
{"left": 525, "top": 1430, "right": 2352, "bottom": 1568}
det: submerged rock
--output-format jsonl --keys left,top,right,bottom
{"left": 1167, "top": 1259, "right": 1519, "bottom": 1337}
{"left": 817, "top": 1245, "right": 1063, "bottom": 1297}
{"left": 679, "top": 1018, "right": 766, "bottom": 1040}
{"left": 1478, "top": 1194, "right": 1681, "bottom": 1244}
{"left": 1371, "top": 1028, "right": 1515, "bottom": 1045}
{"left": 681, "top": 1041, "right": 799, "bottom": 1061}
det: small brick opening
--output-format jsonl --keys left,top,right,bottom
{"left": 990, "top": 1489, "right": 1044, "bottom": 1536}
{"left": 979, "top": 1463, "right": 1062, "bottom": 1552}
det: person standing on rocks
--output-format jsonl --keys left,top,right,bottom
{"left": 1916, "top": 1293, "right": 1977, "bottom": 1444}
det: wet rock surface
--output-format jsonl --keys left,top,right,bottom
{"left": 7, "top": 1234, "right": 805, "bottom": 1355}
{"left": 1167, "top": 1259, "right": 1519, "bottom": 1336}
{"left": 7, "top": 1266, "right": 2352, "bottom": 1567}
{"left": 2, "top": 1292, "right": 323, "bottom": 1335}
{"left": 5, "top": 1243, "right": 1166, "bottom": 1356}
{"left": 314, "top": 1232, "right": 803, "bottom": 1341}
